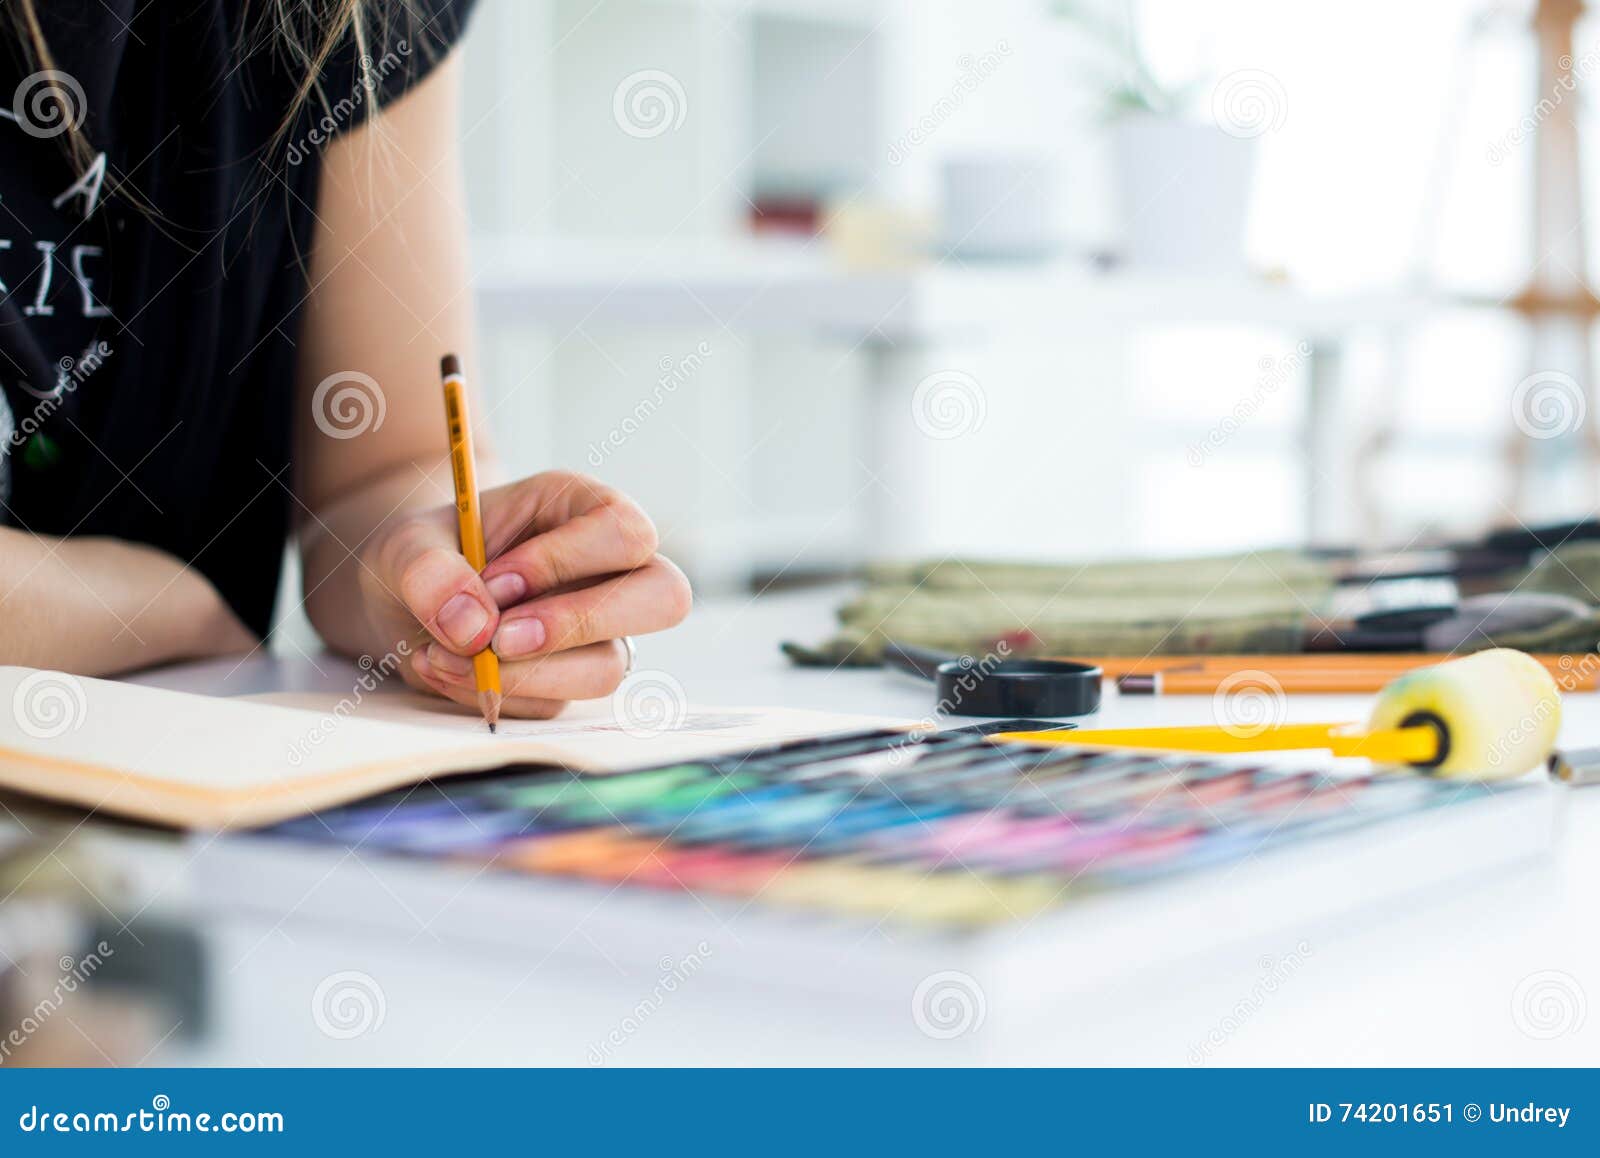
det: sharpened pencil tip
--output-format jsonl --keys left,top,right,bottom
{"left": 478, "top": 689, "right": 502, "bottom": 734}
{"left": 488, "top": 722, "right": 496, "bottom": 734}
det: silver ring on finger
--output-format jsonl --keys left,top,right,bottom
{"left": 620, "top": 635, "right": 637, "bottom": 675}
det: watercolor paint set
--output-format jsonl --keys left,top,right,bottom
{"left": 251, "top": 722, "right": 1544, "bottom": 932}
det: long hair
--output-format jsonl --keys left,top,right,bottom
{"left": 5, "top": 0, "right": 406, "bottom": 177}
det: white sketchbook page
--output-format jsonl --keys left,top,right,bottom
{"left": 0, "top": 667, "right": 915, "bottom": 829}
{"left": 0, "top": 666, "right": 911, "bottom": 793}
{"left": 244, "top": 690, "right": 913, "bottom": 770}
{"left": 0, "top": 667, "right": 505, "bottom": 793}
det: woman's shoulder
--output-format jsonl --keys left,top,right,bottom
{"left": 254, "top": 0, "right": 480, "bottom": 154}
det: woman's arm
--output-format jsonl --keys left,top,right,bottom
{"left": 294, "top": 52, "right": 478, "bottom": 660}
{"left": 296, "top": 54, "right": 690, "bottom": 712}
{"left": 0, "top": 527, "right": 255, "bottom": 674}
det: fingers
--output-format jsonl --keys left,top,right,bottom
{"left": 479, "top": 473, "right": 659, "bottom": 597}
{"left": 419, "top": 638, "right": 630, "bottom": 701}
{"left": 372, "top": 516, "right": 500, "bottom": 654}
{"left": 491, "top": 556, "right": 692, "bottom": 658}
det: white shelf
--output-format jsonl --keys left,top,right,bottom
{"left": 471, "top": 237, "right": 906, "bottom": 335}
{"left": 471, "top": 235, "right": 1435, "bottom": 341}
{"left": 646, "top": 0, "right": 893, "bottom": 24}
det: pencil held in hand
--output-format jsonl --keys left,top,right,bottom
{"left": 441, "top": 353, "right": 502, "bottom": 732}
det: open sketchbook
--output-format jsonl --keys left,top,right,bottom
{"left": 0, "top": 667, "right": 912, "bottom": 830}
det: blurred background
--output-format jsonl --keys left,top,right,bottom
{"left": 13, "top": 0, "right": 1600, "bottom": 1067}
{"left": 448, "top": 0, "right": 1596, "bottom": 595}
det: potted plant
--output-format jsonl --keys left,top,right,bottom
{"left": 1054, "top": 0, "right": 1268, "bottom": 273}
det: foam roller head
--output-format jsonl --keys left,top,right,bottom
{"left": 1365, "top": 648, "right": 1561, "bottom": 778}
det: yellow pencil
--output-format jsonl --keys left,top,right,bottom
{"left": 441, "top": 353, "right": 502, "bottom": 732}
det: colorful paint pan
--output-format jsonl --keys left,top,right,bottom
{"left": 265, "top": 724, "right": 1529, "bottom": 930}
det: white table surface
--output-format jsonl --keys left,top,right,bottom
{"left": 24, "top": 587, "right": 1600, "bottom": 1066}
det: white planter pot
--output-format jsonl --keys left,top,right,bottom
{"left": 1110, "top": 116, "right": 1257, "bottom": 273}
{"left": 938, "top": 155, "right": 1061, "bottom": 261}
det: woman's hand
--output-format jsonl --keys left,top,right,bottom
{"left": 357, "top": 471, "right": 691, "bottom": 718}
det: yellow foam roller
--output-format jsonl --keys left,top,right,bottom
{"left": 1364, "top": 648, "right": 1561, "bottom": 778}
{"left": 997, "top": 648, "right": 1562, "bottom": 780}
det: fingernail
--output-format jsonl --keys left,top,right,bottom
{"left": 438, "top": 592, "right": 489, "bottom": 647}
{"left": 412, "top": 650, "right": 433, "bottom": 679}
{"left": 494, "top": 617, "right": 546, "bottom": 659}
{"left": 485, "top": 573, "right": 527, "bottom": 608}
{"left": 426, "top": 643, "right": 473, "bottom": 677}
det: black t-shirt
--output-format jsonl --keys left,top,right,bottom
{"left": 0, "top": 0, "right": 474, "bottom": 637}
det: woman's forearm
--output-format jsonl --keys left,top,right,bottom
{"left": 299, "top": 457, "right": 456, "bottom": 658}
{"left": 0, "top": 529, "right": 256, "bottom": 675}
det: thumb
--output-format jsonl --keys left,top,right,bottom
{"left": 379, "top": 519, "right": 499, "bottom": 654}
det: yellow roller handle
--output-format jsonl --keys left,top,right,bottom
{"left": 994, "top": 722, "right": 1441, "bottom": 765}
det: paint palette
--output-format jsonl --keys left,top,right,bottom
{"left": 255, "top": 724, "right": 1537, "bottom": 930}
